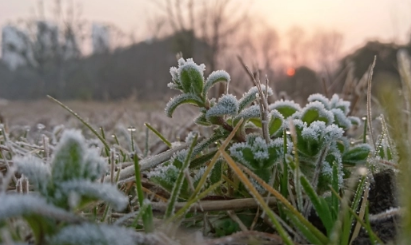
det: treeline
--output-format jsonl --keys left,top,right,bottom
{"left": 0, "top": 32, "right": 209, "bottom": 101}
{"left": 0, "top": 32, "right": 409, "bottom": 101}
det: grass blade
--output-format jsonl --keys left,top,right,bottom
{"left": 145, "top": 122, "right": 172, "bottom": 148}
{"left": 164, "top": 134, "right": 198, "bottom": 219}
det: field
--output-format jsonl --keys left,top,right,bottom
{"left": 0, "top": 57, "right": 407, "bottom": 245}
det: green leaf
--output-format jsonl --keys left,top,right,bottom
{"left": 179, "top": 60, "right": 204, "bottom": 96}
{"left": 269, "top": 110, "right": 284, "bottom": 137}
{"left": 269, "top": 100, "right": 301, "bottom": 118}
{"left": 210, "top": 159, "right": 223, "bottom": 184}
{"left": 238, "top": 85, "right": 273, "bottom": 112}
{"left": 203, "top": 70, "right": 230, "bottom": 98}
{"left": 300, "top": 101, "right": 334, "bottom": 125}
{"left": 300, "top": 175, "right": 334, "bottom": 235}
{"left": 205, "top": 94, "right": 239, "bottom": 120}
{"left": 194, "top": 113, "right": 212, "bottom": 126}
{"left": 165, "top": 93, "right": 204, "bottom": 118}
{"left": 342, "top": 143, "right": 371, "bottom": 166}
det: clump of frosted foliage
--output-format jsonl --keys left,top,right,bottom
{"left": 11, "top": 129, "right": 128, "bottom": 211}
{"left": 206, "top": 94, "right": 239, "bottom": 120}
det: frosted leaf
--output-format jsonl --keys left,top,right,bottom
{"left": 51, "top": 129, "right": 87, "bottom": 182}
{"left": 0, "top": 194, "right": 75, "bottom": 221}
{"left": 331, "top": 108, "right": 352, "bottom": 129}
{"left": 238, "top": 85, "right": 273, "bottom": 112}
{"left": 59, "top": 181, "right": 128, "bottom": 211}
{"left": 269, "top": 100, "right": 301, "bottom": 118}
{"left": 185, "top": 131, "right": 199, "bottom": 144}
{"left": 165, "top": 93, "right": 203, "bottom": 118}
{"left": 329, "top": 94, "right": 350, "bottom": 115}
{"left": 300, "top": 101, "right": 334, "bottom": 125}
{"left": 235, "top": 105, "right": 260, "bottom": 121}
{"left": 307, "top": 93, "right": 330, "bottom": 109}
{"left": 229, "top": 136, "right": 284, "bottom": 170}
{"left": 301, "top": 121, "right": 327, "bottom": 142}
{"left": 177, "top": 58, "right": 205, "bottom": 95}
{"left": 323, "top": 124, "right": 344, "bottom": 144}
{"left": 342, "top": 143, "right": 371, "bottom": 166}
{"left": 203, "top": 70, "right": 231, "bottom": 97}
{"left": 82, "top": 148, "right": 107, "bottom": 181}
{"left": 348, "top": 116, "right": 361, "bottom": 126}
{"left": 13, "top": 155, "right": 50, "bottom": 195}
{"left": 170, "top": 67, "right": 180, "bottom": 85}
{"left": 269, "top": 110, "right": 285, "bottom": 136}
{"left": 47, "top": 224, "right": 140, "bottom": 245}
{"left": 206, "top": 94, "right": 239, "bottom": 120}
{"left": 147, "top": 164, "right": 180, "bottom": 192}
{"left": 194, "top": 113, "right": 212, "bottom": 126}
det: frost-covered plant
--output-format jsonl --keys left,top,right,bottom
{"left": 1, "top": 130, "right": 128, "bottom": 244}
{"left": 149, "top": 58, "right": 373, "bottom": 242}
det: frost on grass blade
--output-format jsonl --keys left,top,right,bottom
{"left": 329, "top": 94, "right": 350, "bottom": 114}
{"left": 47, "top": 224, "right": 139, "bottom": 245}
{"left": 331, "top": 108, "right": 352, "bottom": 129}
{"left": 59, "top": 181, "right": 128, "bottom": 211}
{"left": 13, "top": 155, "right": 50, "bottom": 195}
{"left": 269, "top": 100, "right": 301, "bottom": 118}
{"left": 300, "top": 101, "right": 334, "bottom": 125}
{"left": 177, "top": 58, "right": 205, "bottom": 96}
{"left": 165, "top": 93, "right": 204, "bottom": 118}
{"left": 203, "top": 70, "right": 231, "bottom": 98}
{"left": 238, "top": 85, "right": 273, "bottom": 112}
{"left": 307, "top": 93, "right": 330, "bottom": 109}
{"left": 206, "top": 94, "right": 239, "bottom": 120}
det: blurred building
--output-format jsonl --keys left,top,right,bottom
{"left": 92, "top": 23, "right": 110, "bottom": 54}
{"left": 1, "top": 25, "right": 29, "bottom": 70}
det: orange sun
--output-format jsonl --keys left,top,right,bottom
{"left": 286, "top": 68, "right": 295, "bottom": 77}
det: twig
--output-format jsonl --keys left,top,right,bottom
{"left": 150, "top": 197, "right": 278, "bottom": 213}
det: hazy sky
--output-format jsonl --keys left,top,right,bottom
{"left": 0, "top": 0, "right": 410, "bottom": 54}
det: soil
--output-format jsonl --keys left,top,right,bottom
{"left": 352, "top": 169, "right": 399, "bottom": 245}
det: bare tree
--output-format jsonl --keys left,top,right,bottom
{"left": 151, "top": 0, "right": 252, "bottom": 96}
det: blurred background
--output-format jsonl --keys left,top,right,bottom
{"left": 0, "top": 0, "right": 410, "bottom": 103}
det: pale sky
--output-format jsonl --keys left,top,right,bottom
{"left": 0, "top": 0, "right": 411, "bottom": 55}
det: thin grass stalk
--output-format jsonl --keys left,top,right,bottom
{"left": 145, "top": 123, "right": 172, "bottom": 148}
{"left": 133, "top": 150, "right": 154, "bottom": 232}
{"left": 164, "top": 134, "right": 198, "bottom": 219}
{"left": 47, "top": 96, "right": 110, "bottom": 152}
{"left": 366, "top": 56, "right": 376, "bottom": 149}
